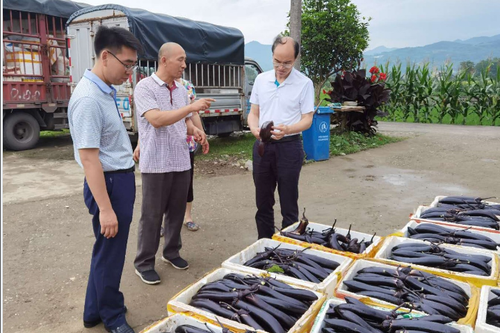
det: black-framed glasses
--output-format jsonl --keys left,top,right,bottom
{"left": 273, "top": 60, "right": 294, "bottom": 69}
{"left": 106, "top": 50, "right": 138, "bottom": 71}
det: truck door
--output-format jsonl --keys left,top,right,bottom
{"left": 243, "top": 60, "right": 263, "bottom": 124}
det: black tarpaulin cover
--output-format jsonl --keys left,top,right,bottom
{"left": 3, "top": 0, "right": 89, "bottom": 19}
{"left": 67, "top": 4, "right": 245, "bottom": 64}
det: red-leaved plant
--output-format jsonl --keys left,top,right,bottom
{"left": 325, "top": 66, "right": 391, "bottom": 136}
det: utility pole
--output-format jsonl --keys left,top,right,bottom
{"left": 290, "top": 0, "right": 302, "bottom": 70}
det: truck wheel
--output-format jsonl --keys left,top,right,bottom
{"left": 3, "top": 112, "right": 41, "bottom": 151}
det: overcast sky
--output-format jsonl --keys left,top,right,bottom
{"left": 80, "top": 0, "right": 500, "bottom": 50}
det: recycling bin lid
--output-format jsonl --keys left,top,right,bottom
{"left": 316, "top": 106, "right": 335, "bottom": 114}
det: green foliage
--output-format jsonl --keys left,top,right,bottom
{"left": 298, "top": 0, "right": 370, "bottom": 103}
{"left": 379, "top": 62, "right": 500, "bottom": 126}
{"left": 330, "top": 132, "right": 403, "bottom": 156}
{"left": 475, "top": 58, "right": 500, "bottom": 79}
{"left": 459, "top": 61, "right": 475, "bottom": 77}
{"left": 195, "top": 132, "right": 401, "bottom": 162}
{"left": 267, "top": 265, "right": 285, "bottom": 274}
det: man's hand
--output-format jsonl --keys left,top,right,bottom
{"left": 251, "top": 127, "right": 261, "bottom": 140}
{"left": 271, "top": 124, "right": 290, "bottom": 140}
{"left": 133, "top": 145, "right": 140, "bottom": 162}
{"left": 100, "top": 208, "right": 118, "bottom": 238}
{"left": 193, "top": 127, "right": 207, "bottom": 145}
{"left": 201, "top": 141, "right": 210, "bottom": 154}
{"left": 192, "top": 98, "right": 216, "bottom": 112}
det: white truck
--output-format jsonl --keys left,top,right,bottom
{"left": 66, "top": 4, "right": 263, "bottom": 138}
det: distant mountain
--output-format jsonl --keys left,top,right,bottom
{"left": 454, "top": 34, "right": 500, "bottom": 45}
{"left": 364, "top": 46, "right": 397, "bottom": 56}
{"left": 245, "top": 41, "right": 273, "bottom": 71}
{"left": 245, "top": 35, "right": 500, "bottom": 73}
{"left": 363, "top": 34, "right": 500, "bottom": 70}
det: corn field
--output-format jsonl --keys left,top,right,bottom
{"left": 378, "top": 63, "right": 500, "bottom": 126}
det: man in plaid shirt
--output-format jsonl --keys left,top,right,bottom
{"left": 132, "top": 42, "right": 214, "bottom": 285}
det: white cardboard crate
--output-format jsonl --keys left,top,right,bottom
{"left": 167, "top": 268, "right": 326, "bottom": 333}
{"left": 373, "top": 236, "right": 499, "bottom": 286}
{"left": 310, "top": 298, "right": 473, "bottom": 333}
{"left": 222, "top": 238, "right": 353, "bottom": 297}
{"left": 141, "top": 313, "right": 238, "bottom": 333}
{"left": 412, "top": 205, "right": 500, "bottom": 233}
{"left": 273, "top": 221, "right": 382, "bottom": 259}
{"left": 400, "top": 220, "right": 500, "bottom": 254}
{"left": 334, "top": 259, "right": 476, "bottom": 325}
{"left": 475, "top": 286, "right": 500, "bottom": 333}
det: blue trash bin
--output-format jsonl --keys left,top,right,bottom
{"left": 302, "top": 106, "right": 334, "bottom": 161}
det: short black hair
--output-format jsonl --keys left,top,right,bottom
{"left": 94, "top": 25, "right": 143, "bottom": 58}
{"left": 271, "top": 35, "right": 300, "bottom": 59}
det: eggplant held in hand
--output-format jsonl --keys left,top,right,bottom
{"left": 258, "top": 121, "right": 274, "bottom": 157}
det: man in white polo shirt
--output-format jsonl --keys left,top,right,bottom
{"left": 248, "top": 35, "right": 314, "bottom": 239}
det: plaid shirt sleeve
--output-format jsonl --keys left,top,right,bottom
{"left": 134, "top": 82, "right": 159, "bottom": 117}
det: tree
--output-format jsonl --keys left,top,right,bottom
{"left": 290, "top": 0, "right": 302, "bottom": 70}
{"left": 459, "top": 60, "right": 475, "bottom": 76}
{"left": 475, "top": 58, "right": 500, "bottom": 78}
{"left": 300, "top": 0, "right": 370, "bottom": 103}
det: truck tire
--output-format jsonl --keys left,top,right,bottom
{"left": 3, "top": 112, "right": 41, "bottom": 151}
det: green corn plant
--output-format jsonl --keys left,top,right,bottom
{"left": 380, "top": 62, "right": 403, "bottom": 121}
{"left": 459, "top": 73, "right": 479, "bottom": 125}
{"left": 434, "top": 64, "right": 454, "bottom": 123}
{"left": 414, "top": 63, "right": 434, "bottom": 123}
{"left": 403, "top": 63, "right": 419, "bottom": 122}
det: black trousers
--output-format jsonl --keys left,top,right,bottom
{"left": 134, "top": 171, "right": 190, "bottom": 272}
{"left": 252, "top": 139, "right": 304, "bottom": 239}
{"left": 187, "top": 151, "right": 194, "bottom": 203}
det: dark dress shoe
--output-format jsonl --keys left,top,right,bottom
{"left": 108, "top": 322, "right": 134, "bottom": 333}
{"left": 83, "top": 306, "right": 128, "bottom": 329}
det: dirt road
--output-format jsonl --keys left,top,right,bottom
{"left": 3, "top": 122, "right": 499, "bottom": 332}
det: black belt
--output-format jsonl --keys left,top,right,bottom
{"left": 270, "top": 134, "right": 301, "bottom": 143}
{"left": 104, "top": 166, "right": 135, "bottom": 174}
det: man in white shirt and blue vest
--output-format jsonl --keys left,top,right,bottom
{"left": 68, "top": 26, "right": 142, "bottom": 333}
{"left": 248, "top": 35, "right": 315, "bottom": 239}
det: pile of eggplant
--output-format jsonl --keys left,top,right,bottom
{"left": 175, "top": 318, "right": 255, "bottom": 333}
{"left": 322, "top": 296, "right": 461, "bottom": 333}
{"left": 243, "top": 245, "right": 340, "bottom": 283}
{"left": 342, "top": 265, "right": 469, "bottom": 321}
{"left": 388, "top": 241, "right": 492, "bottom": 276}
{"left": 486, "top": 289, "right": 500, "bottom": 328}
{"left": 280, "top": 210, "right": 376, "bottom": 254}
{"left": 407, "top": 223, "right": 499, "bottom": 251}
{"left": 188, "top": 273, "right": 318, "bottom": 333}
{"left": 419, "top": 195, "right": 500, "bottom": 229}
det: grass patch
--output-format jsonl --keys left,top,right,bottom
{"left": 39, "top": 129, "right": 70, "bottom": 138}
{"left": 197, "top": 133, "right": 256, "bottom": 161}
{"left": 198, "top": 131, "right": 403, "bottom": 162}
{"left": 330, "top": 131, "right": 403, "bottom": 156}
